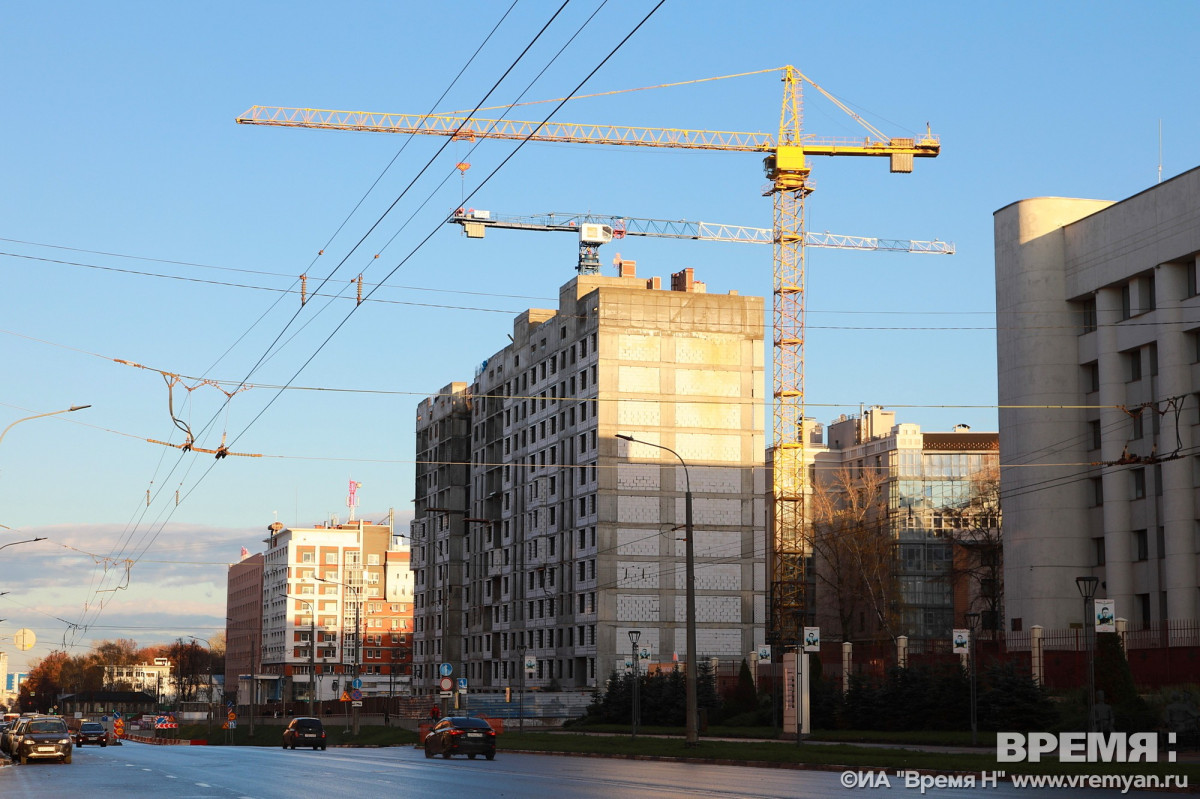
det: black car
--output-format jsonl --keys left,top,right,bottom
{"left": 1, "top": 717, "right": 30, "bottom": 755}
{"left": 281, "top": 717, "right": 326, "bottom": 750}
{"left": 423, "top": 716, "right": 496, "bottom": 760}
{"left": 75, "top": 721, "right": 107, "bottom": 746}
{"left": 15, "top": 716, "right": 72, "bottom": 764}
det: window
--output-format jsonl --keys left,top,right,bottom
{"left": 1141, "top": 274, "right": 1157, "bottom": 313}
{"left": 1121, "top": 284, "right": 1132, "bottom": 320}
{"left": 1093, "top": 536, "right": 1106, "bottom": 566}
{"left": 1137, "top": 593, "right": 1151, "bottom": 626}
{"left": 1083, "top": 362, "right": 1100, "bottom": 393}
{"left": 1126, "top": 349, "right": 1142, "bottom": 382}
{"left": 1132, "top": 414, "right": 1144, "bottom": 440}
{"left": 1189, "top": 262, "right": 1198, "bottom": 298}
{"left": 1133, "top": 468, "right": 1146, "bottom": 499}
{"left": 1090, "top": 477, "right": 1104, "bottom": 507}
{"left": 326, "top": 552, "right": 338, "bottom": 565}
{"left": 1088, "top": 420, "right": 1102, "bottom": 451}
{"left": 1134, "top": 529, "right": 1148, "bottom": 561}
{"left": 1079, "top": 297, "right": 1097, "bottom": 334}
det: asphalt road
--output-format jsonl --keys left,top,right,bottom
{"left": 0, "top": 741, "right": 1184, "bottom": 798}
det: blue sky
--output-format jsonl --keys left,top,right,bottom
{"left": 2, "top": 1, "right": 1198, "bottom": 672}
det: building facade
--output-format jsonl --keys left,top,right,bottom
{"left": 225, "top": 550, "right": 263, "bottom": 706}
{"left": 103, "top": 659, "right": 174, "bottom": 702}
{"left": 812, "top": 408, "right": 1000, "bottom": 642}
{"left": 413, "top": 267, "right": 767, "bottom": 695}
{"left": 995, "top": 167, "right": 1200, "bottom": 632}
{"left": 257, "top": 518, "right": 413, "bottom": 707}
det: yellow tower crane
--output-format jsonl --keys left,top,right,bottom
{"left": 237, "top": 65, "right": 940, "bottom": 651}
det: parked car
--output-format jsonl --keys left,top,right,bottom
{"left": 281, "top": 717, "right": 326, "bottom": 750}
{"left": 423, "top": 716, "right": 496, "bottom": 760}
{"left": 14, "top": 716, "right": 72, "bottom": 765}
{"left": 75, "top": 721, "right": 107, "bottom": 747}
{"left": 1, "top": 717, "right": 30, "bottom": 755}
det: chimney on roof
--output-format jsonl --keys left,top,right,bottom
{"left": 646, "top": 276, "right": 662, "bottom": 290}
{"left": 617, "top": 258, "right": 637, "bottom": 278}
{"left": 670, "top": 268, "right": 705, "bottom": 292}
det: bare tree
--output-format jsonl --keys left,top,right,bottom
{"left": 810, "top": 465, "right": 901, "bottom": 643}
{"left": 944, "top": 465, "right": 1003, "bottom": 629}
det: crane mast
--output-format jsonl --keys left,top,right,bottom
{"left": 238, "top": 65, "right": 941, "bottom": 651}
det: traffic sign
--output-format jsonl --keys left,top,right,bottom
{"left": 227, "top": 711, "right": 237, "bottom": 721}
{"left": 350, "top": 689, "right": 363, "bottom": 701}
{"left": 352, "top": 678, "right": 363, "bottom": 689}
{"left": 439, "top": 663, "right": 453, "bottom": 677}
{"left": 351, "top": 700, "right": 363, "bottom": 707}
{"left": 340, "top": 691, "right": 351, "bottom": 702}
{"left": 438, "top": 677, "right": 453, "bottom": 692}
{"left": 456, "top": 677, "right": 467, "bottom": 694}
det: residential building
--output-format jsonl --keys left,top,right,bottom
{"left": 258, "top": 516, "right": 413, "bottom": 707}
{"left": 995, "top": 166, "right": 1200, "bottom": 632}
{"left": 103, "top": 659, "right": 173, "bottom": 703}
{"left": 812, "top": 407, "right": 1000, "bottom": 642}
{"left": 224, "top": 550, "right": 263, "bottom": 707}
{"left": 413, "top": 266, "right": 767, "bottom": 695}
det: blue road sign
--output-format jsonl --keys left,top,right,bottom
{"left": 439, "top": 663, "right": 453, "bottom": 677}
{"left": 352, "top": 678, "right": 363, "bottom": 689}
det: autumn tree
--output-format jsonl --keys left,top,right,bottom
{"left": 809, "top": 464, "right": 901, "bottom": 643}
{"left": 21, "top": 650, "right": 69, "bottom": 713}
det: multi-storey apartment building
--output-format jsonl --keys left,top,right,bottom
{"left": 995, "top": 167, "right": 1200, "bottom": 632}
{"left": 812, "top": 408, "right": 1000, "bottom": 642}
{"left": 413, "top": 266, "right": 767, "bottom": 696}
{"left": 225, "top": 550, "right": 263, "bottom": 705}
{"left": 257, "top": 518, "right": 413, "bottom": 706}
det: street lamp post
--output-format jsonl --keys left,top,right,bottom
{"left": 228, "top": 616, "right": 258, "bottom": 739}
{"left": 628, "top": 630, "right": 641, "bottom": 738}
{"left": 616, "top": 434, "right": 698, "bottom": 746}
{"left": 964, "top": 612, "right": 980, "bottom": 746}
{"left": 1076, "top": 576, "right": 1099, "bottom": 732}
{"left": 516, "top": 643, "right": 526, "bottom": 734}
{"left": 189, "top": 636, "right": 215, "bottom": 740}
{"left": 0, "top": 405, "right": 91, "bottom": 450}
{"left": 284, "top": 594, "right": 317, "bottom": 716}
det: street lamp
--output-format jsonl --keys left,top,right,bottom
{"left": 1075, "top": 575, "right": 1099, "bottom": 732}
{"left": 628, "top": 630, "right": 641, "bottom": 738}
{"left": 189, "top": 636, "right": 215, "bottom": 740}
{"left": 616, "top": 434, "right": 698, "bottom": 747}
{"left": 313, "top": 573, "right": 364, "bottom": 735}
{"left": 0, "top": 536, "right": 46, "bottom": 553}
{"left": 0, "top": 405, "right": 91, "bottom": 450}
{"left": 284, "top": 593, "right": 317, "bottom": 716}
{"left": 964, "top": 612, "right": 980, "bottom": 746}
{"left": 516, "top": 643, "right": 526, "bottom": 734}
{"left": 227, "top": 616, "right": 257, "bottom": 739}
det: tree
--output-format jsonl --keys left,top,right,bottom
{"left": 21, "top": 650, "right": 69, "bottom": 713}
{"left": 809, "top": 465, "right": 900, "bottom": 643}
{"left": 944, "top": 464, "right": 1003, "bottom": 628}
{"left": 167, "top": 639, "right": 210, "bottom": 703}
